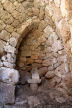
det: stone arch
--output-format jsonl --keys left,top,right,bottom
{"left": 16, "top": 19, "right": 34, "bottom": 53}
{"left": 15, "top": 22, "right": 70, "bottom": 90}
{"left": 3, "top": 19, "right": 34, "bottom": 68}
{"left": 0, "top": 19, "right": 35, "bottom": 84}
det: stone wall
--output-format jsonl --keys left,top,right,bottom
{"left": 47, "top": 0, "right": 72, "bottom": 72}
{"left": 0, "top": 0, "right": 72, "bottom": 96}
{"left": 17, "top": 24, "right": 69, "bottom": 90}
{"left": 46, "top": 0, "right": 72, "bottom": 91}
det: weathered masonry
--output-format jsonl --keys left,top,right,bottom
{"left": 0, "top": 0, "right": 72, "bottom": 105}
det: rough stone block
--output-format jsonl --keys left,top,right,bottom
{"left": 45, "top": 71, "right": 55, "bottom": 79}
{"left": 38, "top": 67, "right": 48, "bottom": 77}
{"left": 0, "top": 30, "right": 10, "bottom": 41}
{"left": 0, "top": 82, "right": 15, "bottom": 104}
{"left": 0, "top": 67, "right": 19, "bottom": 84}
{"left": 4, "top": 44, "right": 16, "bottom": 54}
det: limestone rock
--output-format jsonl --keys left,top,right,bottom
{"left": 1, "top": 53, "right": 16, "bottom": 65}
{"left": 9, "top": 37, "right": 17, "bottom": 47}
{"left": 11, "top": 32, "right": 20, "bottom": 39}
{"left": 44, "top": 25, "right": 54, "bottom": 36}
{"left": 48, "top": 32, "right": 58, "bottom": 44}
{"left": 0, "top": 30, "right": 10, "bottom": 41}
{"left": 39, "top": 7, "right": 45, "bottom": 20}
{"left": 52, "top": 40, "right": 63, "bottom": 52}
{"left": 0, "top": 67, "right": 20, "bottom": 84}
{"left": 55, "top": 63, "right": 66, "bottom": 77}
{"left": 65, "top": 63, "right": 69, "bottom": 73}
{"left": 38, "top": 20, "right": 47, "bottom": 31}
{"left": 7, "top": 53, "right": 16, "bottom": 63}
{"left": 42, "top": 59, "right": 52, "bottom": 66}
{"left": 32, "top": 8, "right": 39, "bottom": 17}
{"left": 38, "top": 67, "right": 48, "bottom": 77}
{"left": 0, "top": 40, "right": 6, "bottom": 55}
{"left": 45, "top": 5, "right": 54, "bottom": 17}
{"left": 52, "top": 58, "right": 57, "bottom": 64}
{"left": 5, "top": 25, "right": 14, "bottom": 33}
{"left": 0, "top": 20, "right": 6, "bottom": 31}
{"left": 48, "top": 66, "right": 54, "bottom": 71}
{"left": 54, "top": 0, "right": 60, "bottom": 7}
{"left": 3, "top": 62, "right": 15, "bottom": 68}
{"left": 0, "top": 0, "right": 70, "bottom": 95}
{"left": 34, "top": 0, "right": 40, "bottom": 8}
{"left": 0, "top": 61, "right": 3, "bottom": 67}
{"left": 45, "top": 71, "right": 55, "bottom": 79}
{"left": 4, "top": 44, "right": 16, "bottom": 53}
{"left": 1, "top": 55, "right": 7, "bottom": 61}
{"left": 49, "top": 76, "right": 61, "bottom": 87}
{"left": 0, "top": 82, "right": 15, "bottom": 104}
{"left": 60, "top": 0, "right": 68, "bottom": 17}
{"left": 3, "top": 0, "right": 15, "bottom": 13}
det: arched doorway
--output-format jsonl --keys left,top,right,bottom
{"left": 16, "top": 22, "right": 69, "bottom": 93}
